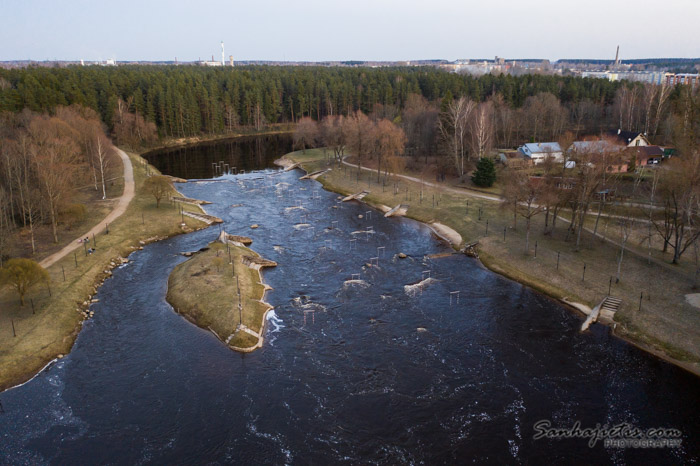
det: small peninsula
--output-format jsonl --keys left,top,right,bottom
{"left": 166, "top": 232, "right": 276, "bottom": 351}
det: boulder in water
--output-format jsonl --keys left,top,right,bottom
{"left": 398, "top": 253, "right": 407, "bottom": 259}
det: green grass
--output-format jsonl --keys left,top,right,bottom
{"left": 166, "top": 241, "right": 271, "bottom": 350}
{"left": 0, "top": 151, "right": 208, "bottom": 391}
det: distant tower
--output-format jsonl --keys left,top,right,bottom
{"left": 221, "top": 41, "right": 225, "bottom": 66}
{"left": 229, "top": 55, "right": 234, "bottom": 67}
{"left": 614, "top": 45, "right": 620, "bottom": 66}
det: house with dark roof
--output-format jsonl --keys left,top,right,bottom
{"left": 606, "top": 129, "right": 650, "bottom": 147}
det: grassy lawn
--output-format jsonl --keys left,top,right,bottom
{"left": 0, "top": 151, "right": 207, "bottom": 392}
{"left": 166, "top": 241, "right": 271, "bottom": 350}
{"left": 286, "top": 149, "right": 700, "bottom": 373}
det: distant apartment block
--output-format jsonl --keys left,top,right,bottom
{"left": 665, "top": 73, "right": 700, "bottom": 87}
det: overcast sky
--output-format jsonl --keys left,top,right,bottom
{"left": 2, "top": 0, "right": 699, "bottom": 62}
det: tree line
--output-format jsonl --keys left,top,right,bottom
{"left": 1, "top": 65, "right": 633, "bottom": 138}
{"left": 0, "top": 105, "right": 118, "bottom": 262}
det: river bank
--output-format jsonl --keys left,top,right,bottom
{"left": 142, "top": 125, "right": 293, "bottom": 153}
{"left": 0, "top": 151, "right": 209, "bottom": 393}
{"left": 166, "top": 237, "right": 274, "bottom": 352}
{"left": 279, "top": 149, "right": 700, "bottom": 378}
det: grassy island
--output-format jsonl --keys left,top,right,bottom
{"left": 166, "top": 239, "right": 273, "bottom": 352}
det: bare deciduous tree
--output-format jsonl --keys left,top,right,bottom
{"left": 293, "top": 117, "right": 319, "bottom": 154}
{"left": 653, "top": 156, "right": 700, "bottom": 264}
{"left": 372, "top": 119, "right": 406, "bottom": 182}
{"left": 30, "top": 116, "right": 79, "bottom": 244}
{"left": 347, "top": 111, "right": 374, "bottom": 175}
{"left": 469, "top": 101, "right": 494, "bottom": 160}
{"left": 320, "top": 115, "right": 347, "bottom": 162}
{"left": 438, "top": 96, "right": 474, "bottom": 178}
{"left": 92, "top": 132, "right": 115, "bottom": 200}
{"left": 143, "top": 175, "right": 172, "bottom": 208}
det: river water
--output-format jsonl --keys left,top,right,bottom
{"left": 1, "top": 137, "right": 699, "bottom": 464}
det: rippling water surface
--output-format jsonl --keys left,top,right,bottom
{"left": 1, "top": 139, "right": 699, "bottom": 464}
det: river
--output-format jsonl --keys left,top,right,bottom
{"left": 1, "top": 135, "right": 698, "bottom": 464}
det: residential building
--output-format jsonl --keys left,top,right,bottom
{"left": 518, "top": 142, "right": 563, "bottom": 164}
{"left": 665, "top": 73, "right": 700, "bottom": 87}
{"left": 570, "top": 139, "right": 628, "bottom": 172}
{"left": 606, "top": 130, "right": 650, "bottom": 147}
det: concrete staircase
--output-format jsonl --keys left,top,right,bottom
{"left": 581, "top": 296, "right": 621, "bottom": 331}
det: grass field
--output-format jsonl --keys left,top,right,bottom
{"left": 286, "top": 149, "right": 700, "bottom": 375}
{"left": 166, "top": 241, "right": 271, "bottom": 351}
{"left": 0, "top": 152, "right": 207, "bottom": 392}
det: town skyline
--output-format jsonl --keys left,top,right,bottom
{"left": 2, "top": 0, "right": 699, "bottom": 62}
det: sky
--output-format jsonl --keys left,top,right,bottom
{"left": 1, "top": 0, "right": 699, "bottom": 62}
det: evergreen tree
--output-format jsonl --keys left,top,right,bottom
{"left": 471, "top": 157, "right": 497, "bottom": 187}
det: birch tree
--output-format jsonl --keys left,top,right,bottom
{"left": 469, "top": 101, "right": 494, "bottom": 160}
{"left": 92, "top": 133, "right": 114, "bottom": 200}
{"left": 438, "top": 96, "right": 474, "bottom": 177}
